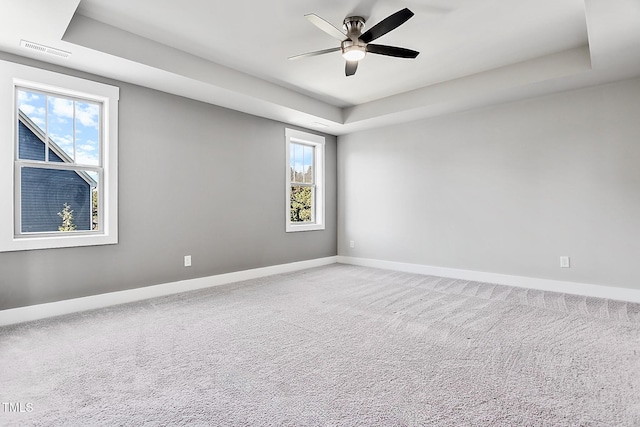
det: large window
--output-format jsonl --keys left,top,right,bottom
{"left": 285, "top": 128, "right": 325, "bottom": 232}
{"left": 0, "top": 60, "right": 119, "bottom": 252}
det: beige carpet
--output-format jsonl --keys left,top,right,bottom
{"left": 1, "top": 264, "right": 639, "bottom": 426}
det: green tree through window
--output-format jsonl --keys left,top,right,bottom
{"left": 57, "top": 203, "right": 76, "bottom": 231}
{"left": 290, "top": 186, "right": 312, "bottom": 222}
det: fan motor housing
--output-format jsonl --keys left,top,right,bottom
{"left": 341, "top": 39, "right": 366, "bottom": 52}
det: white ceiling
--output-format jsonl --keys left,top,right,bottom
{"left": 1, "top": 0, "right": 639, "bottom": 135}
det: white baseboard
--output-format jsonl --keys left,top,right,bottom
{"left": 4, "top": 255, "right": 638, "bottom": 327}
{"left": 337, "top": 256, "right": 640, "bottom": 304}
{"left": 0, "top": 256, "right": 339, "bottom": 326}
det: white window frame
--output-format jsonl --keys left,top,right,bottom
{"left": 285, "top": 128, "right": 325, "bottom": 232}
{"left": 0, "top": 60, "right": 119, "bottom": 252}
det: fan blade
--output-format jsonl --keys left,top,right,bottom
{"left": 345, "top": 60, "right": 358, "bottom": 76}
{"left": 366, "top": 44, "right": 419, "bottom": 59}
{"left": 360, "top": 8, "right": 414, "bottom": 44}
{"left": 288, "top": 47, "right": 341, "bottom": 60}
{"left": 305, "top": 14, "right": 347, "bottom": 41}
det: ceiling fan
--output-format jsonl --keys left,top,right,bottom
{"left": 289, "top": 8, "right": 419, "bottom": 77}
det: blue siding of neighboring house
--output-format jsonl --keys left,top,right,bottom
{"left": 19, "top": 121, "right": 92, "bottom": 232}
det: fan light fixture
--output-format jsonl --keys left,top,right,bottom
{"left": 342, "top": 46, "right": 366, "bottom": 61}
{"left": 341, "top": 39, "right": 366, "bottom": 61}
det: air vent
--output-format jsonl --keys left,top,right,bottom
{"left": 20, "top": 40, "right": 71, "bottom": 59}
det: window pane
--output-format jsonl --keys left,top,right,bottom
{"left": 303, "top": 145, "right": 313, "bottom": 184}
{"left": 290, "top": 185, "right": 313, "bottom": 223}
{"left": 75, "top": 101, "right": 100, "bottom": 166}
{"left": 21, "top": 166, "right": 96, "bottom": 233}
{"left": 17, "top": 89, "right": 46, "bottom": 161}
{"left": 47, "top": 96, "right": 75, "bottom": 162}
{"left": 91, "top": 175, "right": 100, "bottom": 231}
{"left": 290, "top": 144, "right": 295, "bottom": 181}
{"left": 294, "top": 144, "right": 305, "bottom": 183}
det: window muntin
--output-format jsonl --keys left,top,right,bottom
{"left": 15, "top": 87, "right": 103, "bottom": 236}
{"left": 285, "top": 129, "right": 325, "bottom": 232}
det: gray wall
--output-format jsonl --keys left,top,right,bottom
{"left": 338, "top": 77, "right": 640, "bottom": 291}
{"left": 0, "top": 54, "right": 337, "bottom": 310}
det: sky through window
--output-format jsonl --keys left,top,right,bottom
{"left": 17, "top": 89, "right": 100, "bottom": 171}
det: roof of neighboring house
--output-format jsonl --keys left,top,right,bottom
{"left": 18, "top": 109, "right": 98, "bottom": 188}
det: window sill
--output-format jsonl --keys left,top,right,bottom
{"left": 2, "top": 232, "right": 117, "bottom": 252}
{"left": 286, "top": 223, "right": 325, "bottom": 233}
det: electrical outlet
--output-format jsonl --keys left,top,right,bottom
{"left": 560, "top": 256, "right": 570, "bottom": 268}
{"left": 349, "top": 240, "right": 355, "bottom": 248}
{"left": 184, "top": 255, "right": 192, "bottom": 267}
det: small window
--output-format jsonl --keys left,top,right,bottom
{"left": 0, "top": 60, "right": 119, "bottom": 252}
{"left": 285, "top": 129, "right": 325, "bottom": 232}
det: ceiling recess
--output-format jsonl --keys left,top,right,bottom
{"left": 20, "top": 40, "right": 71, "bottom": 59}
